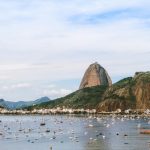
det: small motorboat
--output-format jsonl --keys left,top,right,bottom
{"left": 40, "top": 122, "right": 46, "bottom": 126}
{"left": 40, "top": 118, "right": 46, "bottom": 126}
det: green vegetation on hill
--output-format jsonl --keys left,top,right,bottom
{"left": 97, "top": 77, "right": 136, "bottom": 111}
{"left": 26, "top": 85, "right": 107, "bottom": 110}
{"left": 134, "top": 72, "right": 150, "bottom": 83}
{"left": 103, "top": 77, "right": 133, "bottom": 100}
{"left": 114, "top": 77, "right": 133, "bottom": 87}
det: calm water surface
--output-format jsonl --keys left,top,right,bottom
{"left": 0, "top": 115, "right": 150, "bottom": 150}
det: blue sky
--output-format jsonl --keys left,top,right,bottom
{"left": 0, "top": 0, "right": 150, "bottom": 101}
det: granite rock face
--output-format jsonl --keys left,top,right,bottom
{"left": 79, "top": 62, "right": 112, "bottom": 89}
{"left": 133, "top": 72, "right": 150, "bottom": 109}
{"left": 97, "top": 72, "right": 150, "bottom": 112}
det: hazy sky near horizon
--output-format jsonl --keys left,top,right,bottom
{"left": 0, "top": 0, "right": 150, "bottom": 101}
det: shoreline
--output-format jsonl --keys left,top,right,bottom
{"left": 0, "top": 112, "right": 149, "bottom": 117}
{"left": 0, "top": 108, "right": 150, "bottom": 116}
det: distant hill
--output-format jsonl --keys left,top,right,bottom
{"left": 0, "top": 99, "right": 8, "bottom": 108}
{"left": 0, "top": 103, "right": 5, "bottom": 109}
{"left": 27, "top": 72, "right": 150, "bottom": 112}
{"left": 0, "top": 97, "right": 50, "bottom": 110}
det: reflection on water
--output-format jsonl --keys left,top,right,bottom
{"left": 0, "top": 115, "right": 150, "bottom": 150}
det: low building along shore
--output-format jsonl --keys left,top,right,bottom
{"left": 0, "top": 107, "right": 150, "bottom": 115}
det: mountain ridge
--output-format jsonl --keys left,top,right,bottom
{"left": 0, "top": 96, "right": 50, "bottom": 110}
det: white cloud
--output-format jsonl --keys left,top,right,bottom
{"left": 2, "top": 86, "right": 9, "bottom": 90}
{"left": 0, "top": 64, "right": 31, "bottom": 71}
{"left": 0, "top": 0, "right": 149, "bottom": 101}
{"left": 11, "top": 83, "right": 31, "bottom": 89}
{"left": 2, "top": 83, "right": 31, "bottom": 90}
{"left": 47, "top": 84, "right": 56, "bottom": 88}
{"left": 43, "top": 88, "right": 72, "bottom": 98}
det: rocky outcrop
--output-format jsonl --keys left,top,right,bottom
{"left": 79, "top": 62, "right": 112, "bottom": 89}
{"left": 132, "top": 72, "right": 150, "bottom": 109}
{"left": 97, "top": 72, "right": 150, "bottom": 112}
{"left": 97, "top": 77, "right": 135, "bottom": 111}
